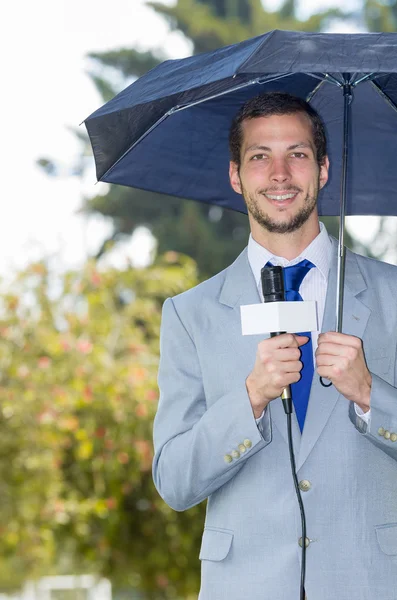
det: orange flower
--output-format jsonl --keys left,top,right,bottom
{"left": 146, "top": 389, "right": 158, "bottom": 402}
{"left": 131, "top": 366, "right": 147, "bottom": 382}
{"left": 38, "top": 356, "right": 51, "bottom": 369}
{"left": 135, "top": 403, "right": 148, "bottom": 418}
{"left": 134, "top": 440, "right": 153, "bottom": 472}
{"left": 83, "top": 386, "right": 93, "bottom": 402}
{"left": 59, "top": 415, "right": 79, "bottom": 431}
{"left": 117, "top": 452, "right": 129, "bottom": 465}
{"left": 164, "top": 251, "right": 179, "bottom": 264}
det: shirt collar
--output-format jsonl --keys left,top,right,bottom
{"left": 247, "top": 222, "right": 332, "bottom": 287}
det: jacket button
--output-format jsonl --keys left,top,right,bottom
{"left": 384, "top": 430, "right": 391, "bottom": 440}
{"left": 298, "top": 537, "right": 310, "bottom": 548}
{"left": 224, "top": 454, "right": 233, "bottom": 463}
{"left": 299, "top": 480, "right": 311, "bottom": 492}
{"left": 378, "top": 427, "right": 385, "bottom": 436}
{"left": 231, "top": 450, "right": 240, "bottom": 459}
{"left": 391, "top": 433, "right": 397, "bottom": 442}
{"left": 238, "top": 444, "right": 246, "bottom": 453}
{"left": 243, "top": 439, "right": 252, "bottom": 448}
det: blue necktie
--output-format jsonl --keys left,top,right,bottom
{"left": 267, "top": 259, "right": 315, "bottom": 431}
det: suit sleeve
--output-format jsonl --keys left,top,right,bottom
{"left": 152, "top": 297, "right": 271, "bottom": 511}
{"left": 349, "top": 359, "right": 397, "bottom": 461}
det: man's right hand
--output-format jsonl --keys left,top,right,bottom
{"left": 245, "top": 334, "right": 309, "bottom": 419}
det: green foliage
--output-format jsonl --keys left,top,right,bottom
{"left": 0, "top": 255, "right": 204, "bottom": 597}
{"left": 363, "top": 0, "right": 397, "bottom": 31}
{"left": 89, "top": 49, "right": 164, "bottom": 80}
{"left": 149, "top": 0, "right": 345, "bottom": 53}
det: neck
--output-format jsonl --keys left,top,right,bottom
{"left": 250, "top": 220, "right": 320, "bottom": 260}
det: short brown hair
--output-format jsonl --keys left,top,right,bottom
{"left": 229, "top": 92, "right": 327, "bottom": 167}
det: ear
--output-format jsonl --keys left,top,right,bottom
{"left": 319, "top": 156, "right": 330, "bottom": 190}
{"left": 229, "top": 161, "right": 242, "bottom": 194}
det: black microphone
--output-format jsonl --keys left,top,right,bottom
{"left": 260, "top": 265, "right": 293, "bottom": 415}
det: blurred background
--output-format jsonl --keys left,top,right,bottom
{"left": 1, "top": 0, "right": 397, "bottom": 598}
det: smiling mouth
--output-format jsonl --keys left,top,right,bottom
{"left": 265, "top": 192, "right": 297, "bottom": 201}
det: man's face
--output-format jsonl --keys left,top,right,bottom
{"left": 229, "top": 112, "right": 329, "bottom": 235}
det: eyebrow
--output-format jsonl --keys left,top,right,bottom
{"left": 244, "top": 142, "right": 314, "bottom": 154}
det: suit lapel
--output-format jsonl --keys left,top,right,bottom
{"left": 219, "top": 248, "right": 302, "bottom": 448}
{"left": 296, "top": 238, "right": 371, "bottom": 470}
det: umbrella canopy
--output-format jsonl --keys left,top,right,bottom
{"left": 84, "top": 30, "right": 397, "bottom": 217}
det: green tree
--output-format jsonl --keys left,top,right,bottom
{"left": 0, "top": 254, "right": 204, "bottom": 598}
{"left": 82, "top": 0, "right": 349, "bottom": 278}
{"left": 363, "top": 0, "right": 397, "bottom": 32}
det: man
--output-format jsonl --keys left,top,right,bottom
{"left": 152, "top": 92, "right": 397, "bottom": 600}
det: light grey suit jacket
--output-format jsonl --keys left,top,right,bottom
{"left": 153, "top": 237, "right": 397, "bottom": 600}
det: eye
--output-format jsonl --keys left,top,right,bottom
{"left": 250, "top": 154, "right": 268, "bottom": 161}
{"left": 290, "top": 152, "right": 308, "bottom": 159}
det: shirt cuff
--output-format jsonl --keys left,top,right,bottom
{"left": 255, "top": 409, "right": 265, "bottom": 424}
{"left": 354, "top": 403, "right": 371, "bottom": 425}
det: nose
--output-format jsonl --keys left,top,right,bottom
{"left": 269, "top": 157, "right": 291, "bottom": 183}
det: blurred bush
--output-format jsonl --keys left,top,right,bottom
{"left": 0, "top": 254, "right": 203, "bottom": 599}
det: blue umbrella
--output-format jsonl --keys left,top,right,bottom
{"left": 84, "top": 29, "right": 397, "bottom": 330}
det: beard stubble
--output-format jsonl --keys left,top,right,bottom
{"left": 242, "top": 179, "right": 320, "bottom": 235}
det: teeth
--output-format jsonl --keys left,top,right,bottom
{"left": 266, "top": 193, "right": 296, "bottom": 200}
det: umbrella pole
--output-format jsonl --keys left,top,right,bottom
{"left": 336, "top": 81, "right": 353, "bottom": 333}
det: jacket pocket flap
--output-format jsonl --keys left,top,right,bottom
{"left": 199, "top": 527, "right": 233, "bottom": 561}
{"left": 375, "top": 523, "right": 397, "bottom": 556}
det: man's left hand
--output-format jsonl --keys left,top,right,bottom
{"left": 315, "top": 332, "right": 372, "bottom": 413}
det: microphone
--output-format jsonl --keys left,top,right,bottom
{"left": 261, "top": 265, "right": 293, "bottom": 415}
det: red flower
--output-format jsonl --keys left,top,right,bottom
{"left": 76, "top": 340, "right": 93, "bottom": 354}
{"left": 94, "top": 427, "right": 106, "bottom": 438}
{"left": 105, "top": 497, "right": 118, "bottom": 510}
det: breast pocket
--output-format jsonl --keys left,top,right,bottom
{"left": 199, "top": 527, "right": 234, "bottom": 561}
{"left": 375, "top": 523, "right": 397, "bottom": 556}
{"left": 366, "top": 348, "right": 391, "bottom": 377}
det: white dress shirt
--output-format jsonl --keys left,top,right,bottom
{"left": 247, "top": 223, "right": 370, "bottom": 425}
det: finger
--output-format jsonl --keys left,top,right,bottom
{"left": 263, "top": 333, "right": 305, "bottom": 350}
{"left": 295, "top": 335, "right": 310, "bottom": 347}
{"left": 317, "top": 342, "right": 359, "bottom": 360}
{"left": 316, "top": 355, "right": 349, "bottom": 376}
{"left": 274, "top": 370, "right": 302, "bottom": 389}
{"left": 319, "top": 332, "right": 362, "bottom": 348}
{"left": 316, "top": 365, "right": 333, "bottom": 380}
{"left": 274, "top": 347, "right": 302, "bottom": 362}
{"left": 316, "top": 353, "right": 337, "bottom": 367}
{"left": 264, "top": 358, "right": 302, "bottom": 376}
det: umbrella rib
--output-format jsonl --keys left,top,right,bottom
{"left": 306, "top": 79, "right": 327, "bottom": 103}
{"left": 98, "top": 112, "right": 170, "bottom": 182}
{"left": 172, "top": 73, "right": 292, "bottom": 112}
{"left": 167, "top": 72, "right": 338, "bottom": 114}
{"left": 351, "top": 73, "right": 375, "bottom": 86}
{"left": 305, "top": 75, "right": 343, "bottom": 103}
{"left": 370, "top": 80, "right": 397, "bottom": 115}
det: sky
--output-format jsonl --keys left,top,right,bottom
{"left": 2, "top": 0, "right": 395, "bottom": 278}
